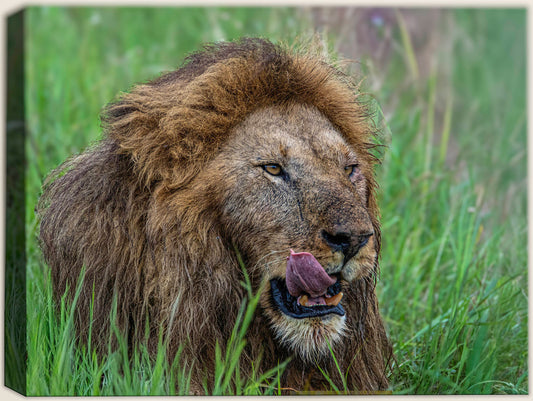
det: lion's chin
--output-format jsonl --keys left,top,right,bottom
{"left": 265, "top": 278, "right": 347, "bottom": 362}
{"left": 271, "top": 312, "right": 347, "bottom": 363}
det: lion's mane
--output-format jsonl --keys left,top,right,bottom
{"left": 38, "top": 38, "right": 392, "bottom": 393}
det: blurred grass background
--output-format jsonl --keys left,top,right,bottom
{"left": 21, "top": 6, "right": 527, "bottom": 395}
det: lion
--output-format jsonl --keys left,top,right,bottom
{"left": 37, "top": 38, "right": 392, "bottom": 394}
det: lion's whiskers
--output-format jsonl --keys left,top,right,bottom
{"left": 251, "top": 249, "right": 290, "bottom": 274}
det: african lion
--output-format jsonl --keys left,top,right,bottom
{"left": 38, "top": 38, "right": 392, "bottom": 393}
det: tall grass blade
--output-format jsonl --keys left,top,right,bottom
{"left": 395, "top": 9, "right": 419, "bottom": 80}
{"left": 439, "top": 92, "right": 453, "bottom": 165}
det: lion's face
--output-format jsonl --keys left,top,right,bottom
{"left": 203, "top": 103, "right": 377, "bottom": 361}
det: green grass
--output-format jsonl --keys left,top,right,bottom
{"left": 20, "top": 6, "right": 527, "bottom": 395}
{"left": 374, "top": 8, "right": 527, "bottom": 394}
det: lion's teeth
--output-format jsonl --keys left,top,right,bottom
{"left": 298, "top": 293, "right": 343, "bottom": 307}
{"left": 298, "top": 294, "right": 309, "bottom": 306}
{"left": 325, "top": 292, "right": 343, "bottom": 306}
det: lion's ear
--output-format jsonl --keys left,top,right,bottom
{"left": 102, "top": 86, "right": 180, "bottom": 187}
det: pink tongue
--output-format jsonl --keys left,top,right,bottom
{"left": 285, "top": 249, "right": 337, "bottom": 298}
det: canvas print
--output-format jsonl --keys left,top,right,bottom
{"left": 5, "top": 6, "right": 527, "bottom": 396}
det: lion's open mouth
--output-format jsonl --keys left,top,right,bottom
{"left": 270, "top": 277, "right": 345, "bottom": 319}
{"left": 269, "top": 249, "right": 345, "bottom": 319}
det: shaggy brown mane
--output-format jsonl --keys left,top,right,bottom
{"left": 38, "top": 37, "right": 392, "bottom": 394}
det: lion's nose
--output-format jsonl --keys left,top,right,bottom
{"left": 321, "top": 228, "right": 373, "bottom": 259}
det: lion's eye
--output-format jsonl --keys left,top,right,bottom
{"left": 344, "top": 164, "right": 359, "bottom": 176}
{"left": 262, "top": 164, "right": 283, "bottom": 176}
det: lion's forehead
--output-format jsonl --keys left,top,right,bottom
{"left": 228, "top": 104, "right": 358, "bottom": 166}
